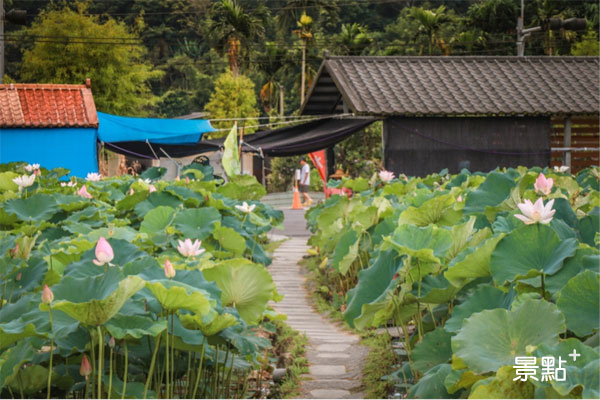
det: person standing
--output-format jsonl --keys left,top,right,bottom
{"left": 299, "top": 157, "right": 313, "bottom": 206}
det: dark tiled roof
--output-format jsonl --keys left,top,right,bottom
{"left": 0, "top": 83, "right": 98, "bottom": 128}
{"left": 301, "top": 56, "right": 600, "bottom": 116}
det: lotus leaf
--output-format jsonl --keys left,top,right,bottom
{"left": 174, "top": 207, "right": 221, "bottom": 239}
{"left": 444, "top": 285, "right": 513, "bottom": 333}
{"left": 203, "top": 261, "right": 276, "bottom": 324}
{"left": 344, "top": 250, "right": 402, "bottom": 327}
{"left": 556, "top": 270, "right": 599, "bottom": 337}
{"left": 213, "top": 226, "right": 246, "bottom": 256}
{"left": 343, "top": 177, "right": 370, "bottom": 192}
{"left": 179, "top": 312, "right": 238, "bottom": 336}
{"left": 411, "top": 328, "right": 453, "bottom": 374}
{"left": 417, "top": 274, "right": 459, "bottom": 304}
{"left": 0, "top": 338, "right": 38, "bottom": 390}
{"left": 0, "top": 171, "right": 19, "bottom": 191}
{"left": 140, "top": 166, "right": 166, "bottom": 180}
{"left": 489, "top": 224, "right": 578, "bottom": 285}
{"left": 408, "top": 363, "right": 454, "bottom": 399}
{"left": 578, "top": 207, "right": 599, "bottom": 246}
{"left": 52, "top": 194, "right": 90, "bottom": 212}
{"left": 444, "top": 369, "right": 486, "bottom": 395}
{"left": 105, "top": 314, "right": 168, "bottom": 339}
{"left": 145, "top": 280, "right": 213, "bottom": 315}
{"left": 4, "top": 194, "right": 60, "bottom": 222}
{"left": 134, "top": 191, "right": 184, "bottom": 217}
{"left": 468, "top": 366, "right": 534, "bottom": 399}
{"left": 217, "top": 175, "right": 266, "bottom": 200}
{"left": 452, "top": 299, "right": 565, "bottom": 373}
{"left": 463, "top": 172, "right": 515, "bottom": 214}
{"left": 398, "top": 194, "right": 461, "bottom": 227}
{"left": 550, "top": 197, "right": 578, "bottom": 227}
{"left": 331, "top": 229, "right": 360, "bottom": 275}
{"left": 139, "top": 205, "right": 175, "bottom": 234}
{"left": 46, "top": 271, "right": 145, "bottom": 326}
{"left": 116, "top": 190, "right": 147, "bottom": 211}
{"left": 383, "top": 224, "right": 453, "bottom": 263}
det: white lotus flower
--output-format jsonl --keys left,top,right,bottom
{"left": 60, "top": 180, "right": 77, "bottom": 187}
{"left": 515, "top": 198, "right": 555, "bottom": 225}
{"left": 235, "top": 201, "right": 256, "bottom": 213}
{"left": 554, "top": 166, "right": 570, "bottom": 173}
{"left": 13, "top": 174, "right": 35, "bottom": 190}
{"left": 86, "top": 172, "right": 102, "bottom": 182}
{"left": 24, "top": 163, "right": 40, "bottom": 173}
{"left": 378, "top": 170, "right": 395, "bottom": 183}
{"left": 138, "top": 178, "right": 151, "bottom": 184}
{"left": 176, "top": 238, "right": 205, "bottom": 257}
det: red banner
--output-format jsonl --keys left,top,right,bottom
{"left": 308, "top": 150, "right": 327, "bottom": 185}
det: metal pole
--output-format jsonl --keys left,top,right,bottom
{"left": 1, "top": 0, "right": 4, "bottom": 83}
{"left": 517, "top": 0, "right": 524, "bottom": 56}
{"left": 563, "top": 116, "right": 572, "bottom": 169}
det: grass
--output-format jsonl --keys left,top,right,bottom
{"left": 263, "top": 238, "right": 287, "bottom": 254}
{"left": 299, "top": 255, "right": 346, "bottom": 323}
{"left": 360, "top": 330, "right": 397, "bottom": 399}
{"left": 270, "top": 320, "right": 309, "bottom": 399}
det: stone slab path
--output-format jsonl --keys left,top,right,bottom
{"left": 270, "top": 235, "right": 367, "bottom": 399}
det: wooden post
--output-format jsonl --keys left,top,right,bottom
{"left": 564, "top": 116, "right": 572, "bottom": 169}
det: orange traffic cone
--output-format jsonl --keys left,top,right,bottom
{"left": 291, "top": 184, "right": 303, "bottom": 209}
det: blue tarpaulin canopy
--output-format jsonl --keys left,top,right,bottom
{"left": 97, "top": 112, "right": 215, "bottom": 144}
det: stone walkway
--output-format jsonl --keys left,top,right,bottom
{"left": 269, "top": 209, "right": 367, "bottom": 399}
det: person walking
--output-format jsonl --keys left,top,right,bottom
{"left": 299, "top": 157, "right": 313, "bottom": 206}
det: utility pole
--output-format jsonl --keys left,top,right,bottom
{"left": 1, "top": 0, "right": 4, "bottom": 83}
{"left": 516, "top": 0, "right": 541, "bottom": 56}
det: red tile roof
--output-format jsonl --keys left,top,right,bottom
{"left": 0, "top": 82, "right": 99, "bottom": 128}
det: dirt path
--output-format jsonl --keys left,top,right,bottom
{"left": 269, "top": 213, "right": 368, "bottom": 399}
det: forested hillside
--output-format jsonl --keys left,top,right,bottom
{"left": 4, "top": 0, "right": 598, "bottom": 119}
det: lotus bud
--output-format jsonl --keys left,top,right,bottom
{"left": 185, "top": 176, "right": 190, "bottom": 184}
{"left": 41, "top": 284, "right": 54, "bottom": 304}
{"left": 15, "top": 272, "right": 22, "bottom": 282}
{"left": 164, "top": 259, "right": 176, "bottom": 279}
{"left": 77, "top": 185, "right": 93, "bottom": 199}
{"left": 108, "top": 336, "right": 115, "bottom": 349}
{"left": 10, "top": 243, "right": 19, "bottom": 258}
{"left": 534, "top": 173, "right": 553, "bottom": 195}
{"left": 92, "top": 237, "right": 114, "bottom": 266}
{"left": 129, "top": 188, "right": 135, "bottom": 196}
{"left": 457, "top": 195, "right": 463, "bottom": 202}
{"left": 149, "top": 184, "right": 157, "bottom": 193}
{"left": 80, "top": 354, "right": 92, "bottom": 379}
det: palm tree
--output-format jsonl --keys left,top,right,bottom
{"left": 210, "top": 0, "right": 270, "bottom": 75}
{"left": 293, "top": 13, "right": 313, "bottom": 103}
{"left": 333, "top": 23, "right": 373, "bottom": 55}
{"left": 276, "top": 0, "right": 338, "bottom": 33}
{"left": 259, "top": 42, "right": 288, "bottom": 115}
{"left": 411, "top": 5, "right": 450, "bottom": 55}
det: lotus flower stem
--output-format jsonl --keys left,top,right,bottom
{"left": 220, "top": 347, "right": 229, "bottom": 397}
{"left": 90, "top": 331, "right": 96, "bottom": 394}
{"left": 164, "top": 325, "right": 170, "bottom": 399}
{"left": 541, "top": 273, "right": 546, "bottom": 300}
{"left": 17, "top": 370, "right": 25, "bottom": 398}
{"left": 191, "top": 340, "right": 206, "bottom": 399}
{"left": 97, "top": 326, "right": 103, "bottom": 399}
{"left": 225, "top": 352, "right": 235, "bottom": 398}
{"left": 170, "top": 313, "right": 175, "bottom": 398}
{"left": 143, "top": 335, "right": 161, "bottom": 399}
{"left": 121, "top": 342, "right": 128, "bottom": 399}
{"left": 212, "top": 345, "right": 220, "bottom": 396}
{"left": 108, "top": 345, "right": 113, "bottom": 399}
{"left": 46, "top": 308, "right": 54, "bottom": 399}
{"left": 185, "top": 351, "right": 192, "bottom": 398}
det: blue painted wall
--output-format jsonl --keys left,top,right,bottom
{"left": 0, "top": 128, "right": 98, "bottom": 177}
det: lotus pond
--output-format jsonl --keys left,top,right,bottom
{"left": 305, "top": 166, "right": 600, "bottom": 399}
{"left": 0, "top": 163, "right": 287, "bottom": 398}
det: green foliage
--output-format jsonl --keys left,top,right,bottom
{"left": 304, "top": 165, "right": 600, "bottom": 399}
{"left": 204, "top": 72, "right": 259, "bottom": 136}
{"left": 19, "top": 3, "right": 161, "bottom": 116}
{"left": 0, "top": 162, "right": 283, "bottom": 398}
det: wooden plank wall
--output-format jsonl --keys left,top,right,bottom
{"left": 551, "top": 116, "right": 599, "bottom": 173}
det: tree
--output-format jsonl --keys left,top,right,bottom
{"left": 410, "top": 6, "right": 451, "bottom": 55}
{"left": 204, "top": 72, "right": 259, "bottom": 137}
{"left": 333, "top": 23, "right": 373, "bottom": 55}
{"left": 209, "top": 0, "right": 270, "bottom": 76}
{"left": 293, "top": 13, "right": 313, "bottom": 103}
{"left": 571, "top": 30, "right": 600, "bottom": 56}
{"left": 19, "top": 4, "right": 161, "bottom": 116}
{"left": 258, "top": 42, "right": 288, "bottom": 115}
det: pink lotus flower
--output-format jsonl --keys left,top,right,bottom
{"left": 77, "top": 185, "right": 93, "bottom": 199}
{"left": 92, "top": 237, "right": 114, "bottom": 266}
{"left": 41, "top": 284, "right": 54, "bottom": 304}
{"left": 457, "top": 195, "right": 463, "bottom": 202}
{"left": 176, "top": 238, "right": 205, "bottom": 257}
{"left": 185, "top": 176, "right": 190, "bottom": 184}
{"left": 149, "top": 184, "right": 157, "bottom": 193}
{"left": 80, "top": 354, "right": 92, "bottom": 379}
{"left": 534, "top": 173, "right": 553, "bottom": 195}
{"left": 129, "top": 188, "right": 135, "bottom": 195}
{"left": 515, "top": 198, "right": 555, "bottom": 225}
{"left": 164, "top": 259, "right": 176, "bottom": 279}
{"left": 86, "top": 172, "right": 102, "bottom": 182}
{"left": 24, "top": 163, "right": 40, "bottom": 173}
{"left": 378, "top": 170, "right": 395, "bottom": 183}
{"left": 108, "top": 336, "right": 115, "bottom": 349}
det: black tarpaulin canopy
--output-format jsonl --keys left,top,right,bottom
{"left": 105, "top": 117, "right": 377, "bottom": 159}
